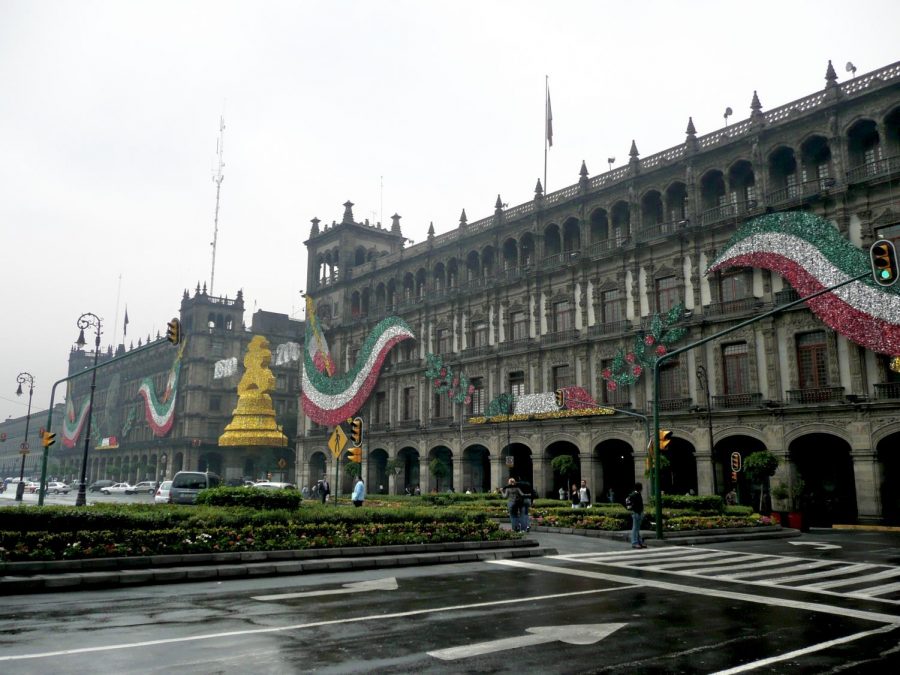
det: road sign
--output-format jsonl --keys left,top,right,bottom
{"left": 277, "top": 458, "right": 287, "bottom": 470}
{"left": 730, "top": 452, "right": 742, "bottom": 472}
{"left": 428, "top": 623, "right": 626, "bottom": 660}
{"left": 19, "top": 441, "right": 29, "bottom": 455}
{"left": 328, "top": 426, "right": 348, "bottom": 459}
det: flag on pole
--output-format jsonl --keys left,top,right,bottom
{"left": 123, "top": 307, "right": 129, "bottom": 336}
{"left": 546, "top": 86, "right": 553, "bottom": 147}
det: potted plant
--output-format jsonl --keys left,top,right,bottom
{"left": 787, "top": 477, "right": 806, "bottom": 531}
{"left": 771, "top": 481, "right": 790, "bottom": 524}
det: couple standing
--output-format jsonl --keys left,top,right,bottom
{"left": 502, "top": 477, "right": 534, "bottom": 532}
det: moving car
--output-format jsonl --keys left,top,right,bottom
{"left": 126, "top": 481, "right": 158, "bottom": 495}
{"left": 45, "top": 481, "right": 71, "bottom": 494}
{"left": 252, "top": 481, "right": 297, "bottom": 490}
{"left": 88, "top": 480, "right": 115, "bottom": 492}
{"left": 101, "top": 482, "right": 132, "bottom": 495}
{"left": 168, "top": 471, "right": 220, "bottom": 504}
{"left": 154, "top": 480, "right": 172, "bottom": 504}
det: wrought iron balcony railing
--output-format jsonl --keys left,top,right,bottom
{"left": 786, "top": 386, "right": 845, "bottom": 404}
{"left": 711, "top": 392, "right": 763, "bottom": 408}
{"left": 873, "top": 382, "right": 900, "bottom": 400}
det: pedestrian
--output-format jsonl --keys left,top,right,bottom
{"left": 626, "top": 482, "right": 646, "bottom": 548}
{"left": 570, "top": 483, "right": 581, "bottom": 509}
{"left": 318, "top": 476, "right": 330, "bottom": 504}
{"left": 352, "top": 477, "right": 366, "bottom": 507}
{"left": 607, "top": 488, "right": 615, "bottom": 503}
{"left": 414, "top": 485, "right": 421, "bottom": 496}
{"left": 559, "top": 486, "right": 566, "bottom": 500}
{"left": 301, "top": 485, "right": 310, "bottom": 499}
{"left": 579, "top": 479, "right": 592, "bottom": 508}
{"left": 502, "top": 477, "right": 526, "bottom": 532}
{"left": 516, "top": 478, "right": 535, "bottom": 532}
{"left": 725, "top": 488, "right": 737, "bottom": 506}
{"left": 378, "top": 484, "right": 384, "bottom": 494}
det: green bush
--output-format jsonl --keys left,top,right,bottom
{"left": 196, "top": 486, "right": 302, "bottom": 510}
{"left": 655, "top": 494, "right": 724, "bottom": 513}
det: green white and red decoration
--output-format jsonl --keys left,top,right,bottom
{"left": 138, "top": 341, "right": 185, "bottom": 437}
{"left": 425, "top": 353, "right": 473, "bottom": 405}
{"left": 709, "top": 212, "right": 900, "bottom": 356}
{"left": 62, "top": 388, "right": 91, "bottom": 448}
{"left": 301, "top": 311, "right": 415, "bottom": 427}
{"left": 602, "top": 305, "right": 687, "bottom": 390}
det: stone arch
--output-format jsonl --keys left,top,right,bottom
{"left": 544, "top": 439, "right": 581, "bottom": 499}
{"left": 368, "top": 448, "right": 389, "bottom": 494}
{"left": 502, "top": 238, "right": 518, "bottom": 270}
{"left": 640, "top": 189, "right": 664, "bottom": 228}
{"left": 520, "top": 233, "right": 536, "bottom": 266}
{"left": 562, "top": 217, "right": 581, "bottom": 252}
{"left": 396, "top": 446, "right": 421, "bottom": 494}
{"left": 427, "top": 445, "right": 453, "bottom": 492}
{"left": 500, "top": 442, "right": 533, "bottom": 490}
{"left": 462, "top": 443, "right": 491, "bottom": 493}
{"left": 714, "top": 433, "right": 767, "bottom": 506}
{"left": 659, "top": 434, "right": 697, "bottom": 497}
{"left": 543, "top": 223, "right": 562, "bottom": 259}
{"left": 789, "top": 432, "right": 856, "bottom": 526}
{"left": 308, "top": 451, "right": 328, "bottom": 488}
{"left": 876, "top": 428, "right": 900, "bottom": 524}
{"left": 593, "top": 438, "right": 635, "bottom": 505}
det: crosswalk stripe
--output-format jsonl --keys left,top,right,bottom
{"left": 804, "top": 567, "right": 900, "bottom": 590}
{"left": 766, "top": 563, "right": 876, "bottom": 585}
{"left": 726, "top": 560, "right": 836, "bottom": 580}
{"left": 850, "top": 581, "right": 900, "bottom": 598}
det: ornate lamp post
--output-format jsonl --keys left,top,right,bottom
{"left": 74, "top": 313, "right": 102, "bottom": 507}
{"left": 696, "top": 364, "right": 717, "bottom": 496}
{"left": 14, "top": 372, "right": 35, "bottom": 502}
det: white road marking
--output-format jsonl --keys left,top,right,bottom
{"left": 804, "top": 566, "right": 900, "bottom": 590}
{"left": 488, "top": 559, "right": 900, "bottom": 625}
{"left": 789, "top": 541, "right": 841, "bottom": 550}
{"left": 850, "top": 581, "right": 900, "bottom": 598}
{"left": 251, "top": 576, "right": 398, "bottom": 601}
{"left": 724, "top": 559, "right": 835, "bottom": 580}
{"left": 0, "top": 583, "right": 638, "bottom": 662}
{"left": 428, "top": 623, "right": 626, "bottom": 660}
{"left": 763, "top": 562, "right": 875, "bottom": 585}
{"left": 711, "top": 624, "right": 900, "bottom": 674}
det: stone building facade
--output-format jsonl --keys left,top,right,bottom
{"left": 51, "top": 286, "right": 303, "bottom": 486}
{"left": 297, "top": 60, "right": 900, "bottom": 525}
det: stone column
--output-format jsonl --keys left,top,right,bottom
{"left": 490, "top": 455, "right": 505, "bottom": 493}
{"left": 532, "top": 452, "right": 546, "bottom": 498}
{"left": 852, "top": 449, "right": 882, "bottom": 523}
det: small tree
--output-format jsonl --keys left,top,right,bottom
{"left": 429, "top": 457, "right": 450, "bottom": 491}
{"left": 551, "top": 455, "right": 577, "bottom": 494}
{"left": 743, "top": 450, "right": 779, "bottom": 514}
{"left": 344, "top": 461, "right": 362, "bottom": 479}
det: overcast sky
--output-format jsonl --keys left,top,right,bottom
{"left": 2, "top": 0, "right": 899, "bottom": 422}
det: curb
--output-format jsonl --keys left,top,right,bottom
{"left": 529, "top": 524, "right": 799, "bottom": 545}
{"left": 0, "top": 540, "right": 557, "bottom": 595}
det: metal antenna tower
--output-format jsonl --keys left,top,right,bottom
{"left": 210, "top": 115, "right": 226, "bottom": 296}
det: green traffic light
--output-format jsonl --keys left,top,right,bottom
{"left": 881, "top": 270, "right": 892, "bottom": 280}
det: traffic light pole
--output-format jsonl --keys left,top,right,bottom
{"left": 651, "top": 270, "right": 869, "bottom": 540}
{"left": 38, "top": 339, "right": 169, "bottom": 506}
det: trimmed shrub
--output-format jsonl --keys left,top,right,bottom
{"left": 196, "top": 486, "right": 302, "bottom": 510}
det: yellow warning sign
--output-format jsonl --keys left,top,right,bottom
{"left": 328, "top": 426, "right": 348, "bottom": 459}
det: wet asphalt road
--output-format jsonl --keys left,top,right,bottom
{"left": 2, "top": 530, "right": 900, "bottom": 673}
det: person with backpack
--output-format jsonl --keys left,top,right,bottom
{"left": 516, "top": 478, "right": 535, "bottom": 532}
{"left": 502, "top": 477, "right": 526, "bottom": 532}
{"left": 626, "top": 482, "right": 646, "bottom": 548}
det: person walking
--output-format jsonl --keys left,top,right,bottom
{"left": 352, "top": 477, "right": 366, "bottom": 507}
{"left": 578, "top": 479, "right": 592, "bottom": 508}
{"left": 626, "top": 482, "right": 646, "bottom": 548}
{"left": 502, "top": 477, "right": 525, "bottom": 532}
{"left": 318, "top": 476, "right": 330, "bottom": 504}
{"left": 516, "top": 478, "right": 535, "bottom": 532}
{"left": 570, "top": 483, "right": 581, "bottom": 509}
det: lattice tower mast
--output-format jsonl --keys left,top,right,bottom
{"left": 210, "top": 115, "right": 226, "bottom": 296}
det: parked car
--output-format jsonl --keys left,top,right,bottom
{"left": 24, "top": 481, "right": 40, "bottom": 494}
{"left": 252, "top": 481, "right": 297, "bottom": 490}
{"left": 154, "top": 480, "right": 173, "bottom": 504}
{"left": 168, "top": 471, "right": 221, "bottom": 504}
{"left": 45, "top": 481, "right": 71, "bottom": 494}
{"left": 126, "top": 481, "right": 158, "bottom": 495}
{"left": 101, "top": 482, "right": 132, "bottom": 495}
{"left": 88, "top": 480, "right": 115, "bottom": 492}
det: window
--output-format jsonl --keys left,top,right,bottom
{"left": 210, "top": 339, "right": 224, "bottom": 357}
{"left": 472, "top": 321, "right": 488, "bottom": 348}
{"left": 209, "top": 396, "right": 221, "bottom": 412}
{"left": 509, "top": 371, "right": 525, "bottom": 398}
{"left": 437, "top": 328, "right": 452, "bottom": 355}
{"left": 469, "top": 377, "right": 484, "bottom": 415}
{"left": 402, "top": 387, "right": 416, "bottom": 420}
{"left": 719, "top": 269, "right": 752, "bottom": 303}
{"left": 276, "top": 374, "right": 287, "bottom": 392}
{"left": 786, "top": 172, "right": 798, "bottom": 198}
{"left": 433, "top": 392, "right": 450, "bottom": 418}
{"left": 349, "top": 348, "right": 359, "bottom": 367}
{"left": 601, "top": 359, "right": 629, "bottom": 406}
{"left": 553, "top": 300, "right": 573, "bottom": 332}
{"left": 602, "top": 289, "right": 623, "bottom": 324}
{"left": 797, "top": 332, "right": 828, "bottom": 388}
{"left": 658, "top": 361, "right": 680, "bottom": 400}
{"left": 723, "top": 343, "right": 750, "bottom": 395}
{"left": 552, "top": 364, "right": 573, "bottom": 390}
{"left": 374, "top": 392, "right": 386, "bottom": 423}
{"left": 511, "top": 311, "right": 528, "bottom": 340}
{"left": 206, "top": 421, "right": 219, "bottom": 438}
{"left": 655, "top": 276, "right": 680, "bottom": 313}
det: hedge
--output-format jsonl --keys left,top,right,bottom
{"left": 196, "top": 486, "right": 303, "bottom": 510}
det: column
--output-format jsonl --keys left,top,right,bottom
{"left": 852, "top": 449, "right": 882, "bottom": 523}
{"left": 490, "top": 455, "right": 504, "bottom": 493}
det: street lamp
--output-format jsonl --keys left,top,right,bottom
{"left": 696, "top": 364, "right": 717, "bottom": 496}
{"left": 14, "top": 372, "right": 35, "bottom": 502}
{"left": 74, "top": 313, "right": 102, "bottom": 507}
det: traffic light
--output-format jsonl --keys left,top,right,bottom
{"left": 658, "top": 429, "right": 673, "bottom": 451}
{"left": 870, "top": 239, "right": 899, "bottom": 287}
{"left": 166, "top": 317, "right": 181, "bottom": 344}
{"left": 554, "top": 389, "right": 565, "bottom": 408}
{"left": 347, "top": 446, "right": 362, "bottom": 463}
{"left": 350, "top": 416, "right": 363, "bottom": 447}
{"left": 41, "top": 430, "right": 56, "bottom": 448}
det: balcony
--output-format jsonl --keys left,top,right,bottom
{"left": 397, "top": 418, "right": 420, "bottom": 429}
{"left": 786, "top": 386, "right": 845, "bottom": 404}
{"left": 429, "top": 416, "right": 454, "bottom": 426}
{"left": 774, "top": 288, "right": 803, "bottom": 306}
{"left": 765, "top": 178, "right": 834, "bottom": 205}
{"left": 635, "top": 220, "right": 681, "bottom": 242}
{"left": 499, "top": 337, "right": 534, "bottom": 353}
{"left": 653, "top": 397, "right": 693, "bottom": 412}
{"left": 874, "top": 382, "right": 900, "bottom": 400}
{"left": 588, "top": 238, "right": 625, "bottom": 259}
{"left": 846, "top": 155, "right": 900, "bottom": 183}
{"left": 712, "top": 392, "right": 763, "bottom": 408}
{"left": 704, "top": 298, "right": 763, "bottom": 317}
{"left": 462, "top": 345, "right": 494, "bottom": 359}
{"left": 698, "top": 199, "right": 760, "bottom": 227}
{"left": 541, "top": 329, "right": 579, "bottom": 346}
{"left": 588, "top": 320, "right": 630, "bottom": 337}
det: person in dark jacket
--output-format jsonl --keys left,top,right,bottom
{"left": 626, "top": 482, "right": 646, "bottom": 548}
{"left": 516, "top": 479, "right": 535, "bottom": 532}
{"left": 502, "top": 477, "right": 526, "bottom": 532}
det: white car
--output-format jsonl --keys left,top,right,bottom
{"left": 252, "top": 481, "right": 297, "bottom": 490}
{"left": 154, "top": 480, "right": 172, "bottom": 504}
{"left": 45, "top": 481, "right": 71, "bottom": 494}
{"left": 126, "top": 481, "right": 158, "bottom": 495}
{"left": 101, "top": 482, "right": 132, "bottom": 495}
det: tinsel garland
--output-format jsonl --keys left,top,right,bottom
{"left": 62, "top": 398, "right": 91, "bottom": 448}
{"left": 602, "top": 304, "right": 687, "bottom": 390}
{"left": 301, "top": 316, "right": 415, "bottom": 426}
{"left": 470, "top": 406, "right": 614, "bottom": 425}
{"left": 138, "top": 358, "right": 181, "bottom": 436}
{"left": 709, "top": 212, "right": 900, "bottom": 355}
{"left": 424, "top": 353, "right": 473, "bottom": 405}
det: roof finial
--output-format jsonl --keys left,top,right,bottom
{"left": 534, "top": 178, "right": 544, "bottom": 198}
{"left": 342, "top": 201, "right": 355, "bottom": 225}
{"left": 310, "top": 217, "right": 320, "bottom": 236}
{"left": 825, "top": 59, "right": 838, "bottom": 87}
{"left": 459, "top": 209, "right": 467, "bottom": 227}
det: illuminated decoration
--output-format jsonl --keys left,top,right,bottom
{"left": 138, "top": 340, "right": 186, "bottom": 437}
{"left": 95, "top": 436, "right": 119, "bottom": 450}
{"left": 602, "top": 305, "right": 687, "bottom": 390}
{"left": 425, "top": 353, "right": 472, "bottom": 405}
{"left": 555, "top": 386, "right": 599, "bottom": 410}
{"left": 306, "top": 296, "right": 335, "bottom": 376}
{"left": 301, "top": 313, "right": 415, "bottom": 426}
{"left": 62, "top": 385, "right": 91, "bottom": 449}
{"left": 220, "top": 335, "right": 288, "bottom": 446}
{"left": 475, "top": 387, "right": 613, "bottom": 425}
{"left": 709, "top": 212, "right": 900, "bottom": 355}
{"left": 214, "top": 357, "right": 238, "bottom": 379}
{"left": 120, "top": 408, "right": 135, "bottom": 439}
{"left": 892, "top": 356, "right": 900, "bottom": 374}
{"left": 275, "top": 341, "right": 302, "bottom": 366}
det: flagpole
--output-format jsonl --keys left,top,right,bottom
{"left": 113, "top": 273, "right": 122, "bottom": 346}
{"left": 544, "top": 75, "right": 548, "bottom": 194}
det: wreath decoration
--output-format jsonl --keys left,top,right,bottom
{"left": 425, "top": 353, "right": 473, "bottom": 405}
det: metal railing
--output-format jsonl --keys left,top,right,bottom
{"left": 653, "top": 397, "right": 693, "bottom": 412}
{"left": 711, "top": 392, "right": 763, "bottom": 408}
{"left": 846, "top": 155, "right": 900, "bottom": 183}
{"left": 873, "top": 382, "right": 900, "bottom": 400}
{"left": 462, "top": 345, "right": 494, "bottom": 359}
{"left": 704, "top": 298, "right": 763, "bottom": 317}
{"left": 587, "top": 320, "right": 630, "bottom": 337}
{"left": 786, "top": 386, "right": 845, "bottom": 404}
{"left": 541, "top": 329, "right": 578, "bottom": 346}
{"left": 499, "top": 337, "right": 534, "bottom": 353}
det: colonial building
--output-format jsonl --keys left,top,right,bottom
{"left": 0, "top": 404, "right": 64, "bottom": 482}
{"left": 53, "top": 286, "right": 304, "bottom": 486}
{"left": 298, "top": 60, "right": 900, "bottom": 525}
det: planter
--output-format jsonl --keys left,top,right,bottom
{"left": 786, "top": 511, "right": 803, "bottom": 530}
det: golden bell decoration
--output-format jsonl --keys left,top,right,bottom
{"left": 891, "top": 356, "right": 900, "bottom": 374}
{"left": 219, "top": 335, "right": 288, "bottom": 447}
